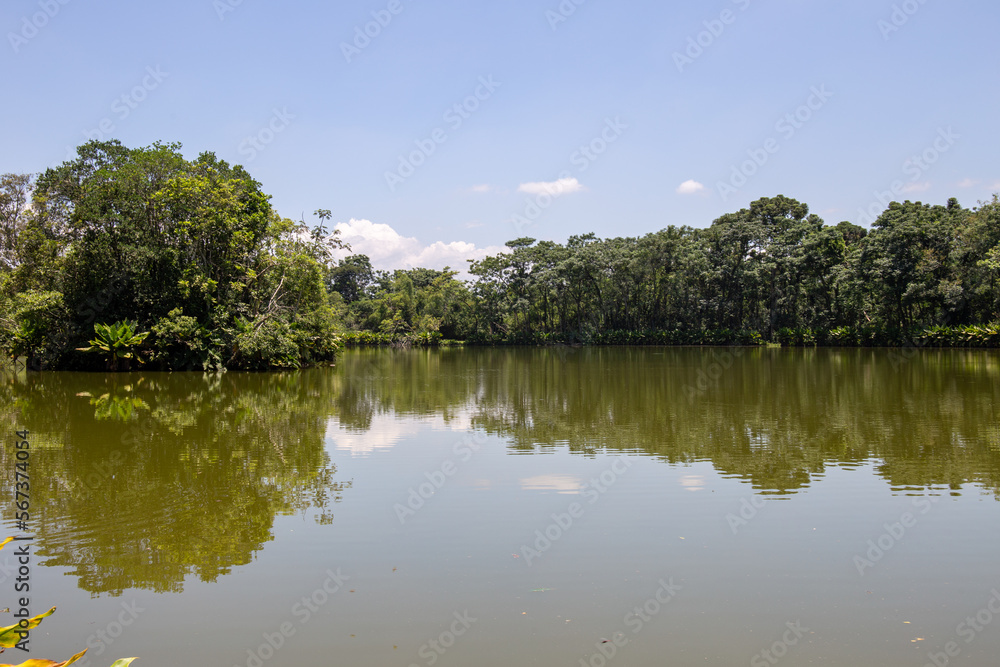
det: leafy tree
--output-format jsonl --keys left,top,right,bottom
{"left": 329, "top": 254, "right": 375, "bottom": 303}
{"left": 0, "top": 173, "right": 33, "bottom": 273}
{"left": 1, "top": 140, "right": 345, "bottom": 369}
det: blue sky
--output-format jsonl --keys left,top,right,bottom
{"left": 3, "top": 0, "right": 998, "bottom": 273}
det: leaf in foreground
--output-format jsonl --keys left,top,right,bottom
{"left": 0, "top": 607, "right": 56, "bottom": 648}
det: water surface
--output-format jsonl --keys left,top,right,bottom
{"left": 3, "top": 347, "right": 999, "bottom": 666}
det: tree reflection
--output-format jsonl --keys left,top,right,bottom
{"left": 0, "top": 369, "right": 351, "bottom": 596}
{"left": 1, "top": 346, "right": 998, "bottom": 596}
{"left": 335, "top": 347, "right": 1000, "bottom": 496}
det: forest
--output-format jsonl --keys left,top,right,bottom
{"left": 1, "top": 140, "right": 999, "bottom": 370}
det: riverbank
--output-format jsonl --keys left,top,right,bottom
{"left": 340, "top": 323, "right": 1000, "bottom": 349}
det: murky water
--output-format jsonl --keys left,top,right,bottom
{"left": 3, "top": 347, "right": 1000, "bottom": 666}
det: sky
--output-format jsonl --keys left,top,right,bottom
{"left": 2, "top": 0, "right": 999, "bottom": 275}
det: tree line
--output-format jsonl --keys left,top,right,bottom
{"left": 2, "top": 140, "right": 999, "bottom": 370}
{"left": 334, "top": 194, "right": 1000, "bottom": 347}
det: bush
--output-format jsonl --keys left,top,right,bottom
{"left": 775, "top": 327, "right": 817, "bottom": 347}
{"left": 76, "top": 320, "right": 150, "bottom": 372}
{"left": 291, "top": 305, "right": 342, "bottom": 364}
{"left": 151, "top": 308, "right": 224, "bottom": 371}
{"left": 0, "top": 290, "right": 71, "bottom": 368}
{"left": 231, "top": 319, "right": 301, "bottom": 370}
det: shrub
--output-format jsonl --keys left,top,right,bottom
{"left": 76, "top": 320, "right": 150, "bottom": 372}
{"left": 151, "top": 308, "right": 223, "bottom": 371}
{"left": 0, "top": 290, "right": 71, "bottom": 369}
{"left": 230, "top": 318, "right": 301, "bottom": 370}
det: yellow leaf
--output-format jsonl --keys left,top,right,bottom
{"left": 0, "top": 647, "right": 87, "bottom": 666}
{"left": 0, "top": 607, "right": 57, "bottom": 648}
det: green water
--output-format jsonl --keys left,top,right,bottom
{"left": 2, "top": 347, "right": 1000, "bottom": 666}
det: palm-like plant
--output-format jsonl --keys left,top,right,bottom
{"left": 77, "top": 321, "right": 150, "bottom": 371}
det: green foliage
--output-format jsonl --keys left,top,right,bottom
{"left": 231, "top": 318, "right": 302, "bottom": 370}
{"left": 77, "top": 320, "right": 150, "bottom": 371}
{"left": 775, "top": 328, "right": 817, "bottom": 347}
{"left": 3, "top": 141, "right": 346, "bottom": 370}
{"left": 339, "top": 330, "right": 448, "bottom": 347}
{"left": 6, "top": 143, "right": 999, "bottom": 362}
{"left": 455, "top": 194, "right": 1000, "bottom": 347}
{"left": 328, "top": 254, "right": 375, "bottom": 303}
{"left": 0, "top": 173, "right": 33, "bottom": 274}
{"left": 334, "top": 192, "right": 998, "bottom": 350}
{"left": 151, "top": 308, "right": 223, "bottom": 371}
{"left": 0, "top": 290, "right": 70, "bottom": 368}
{"left": 344, "top": 266, "right": 475, "bottom": 341}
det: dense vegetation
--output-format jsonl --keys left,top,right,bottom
{"left": 334, "top": 194, "right": 1000, "bottom": 348}
{"left": 2, "top": 141, "right": 999, "bottom": 370}
{"left": 0, "top": 141, "right": 344, "bottom": 370}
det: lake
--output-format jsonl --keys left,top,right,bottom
{"left": 3, "top": 346, "right": 1000, "bottom": 667}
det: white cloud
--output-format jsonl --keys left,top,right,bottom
{"left": 901, "top": 181, "right": 931, "bottom": 194}
{"left": 327, "top": 412, "right": 473, "bottom": 457}
{"left": 990, "top": 181, "right": 1000, "bottom": 191}
{"left": 680, "top": 474, "right": 706, "bottom": 492}
{"left": 676, "top": 179, "right": 705, "bottom": 195}
{"left": 469, "top": 184, "right": 493, "bottom": 193}
{"left": 517, "top": 177, "right": 584, "bottom": 196}
{"left": 327, "top": 413, "right": 415, "bottom": 457}
{"left": 331, "top": 219, "right": 507, "bottom": 279}
{"left": 957, "top": 178, "right": 980, "bottom": 188}
{"left": 520, "top": 474, "right": 583, "bottom": 494}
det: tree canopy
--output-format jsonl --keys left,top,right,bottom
{"left": 1, "top": 140, "right": 345, "bottom": 370}
{"left": 2, "top": 140, "right": 999, "bottom": 369}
